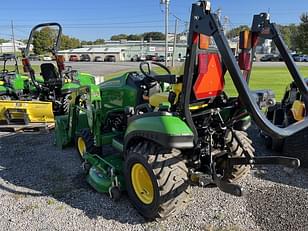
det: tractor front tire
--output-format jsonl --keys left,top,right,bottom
{"left": 124, "top": 141, "right": 190, "bottom": 220}
{"left": 75, "top": 128, "right": 101, "bottom": 160}
{"left": 224, "top": 130, "right": 255, "bottom": 182}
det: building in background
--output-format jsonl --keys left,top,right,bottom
{"left": 0, "top": 40, "right": 32, "bottom": 53}
{"left": 58, "top": 40, "right": 188, "bottom": 62}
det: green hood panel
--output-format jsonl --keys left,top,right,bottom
{"left": 77, "top": 72, "right": 96, "bottom": 85}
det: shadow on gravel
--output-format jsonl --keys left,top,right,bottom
{"left": 248, "top": 126, "right": 308, "bottom": 190}
{"left": 0, "top": 132, "right": 145, "bottom": 225}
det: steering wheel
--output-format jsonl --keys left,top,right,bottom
{"left": 139, "top": 61, "right": 171, "bottom": 80}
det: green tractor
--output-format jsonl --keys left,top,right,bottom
{"left": 22, "top": 23, "right": 96, "bottom": 115}
{"left": 0, "top": 54, "right": 30, "bottom": 100}
{"left": 55, "top": 1, "right": 307, "bottom": 220}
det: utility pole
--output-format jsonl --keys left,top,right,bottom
{"left": 172, "top": 18, "right": 178, "bottom": 67}
{"left": 161, "top": 0, "right": 170, "bottom": 66}
{"left": 11, "top": 20, "right": 16, "bottom": 56}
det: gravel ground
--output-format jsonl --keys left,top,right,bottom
{"left": 0, "top": 128, "right": 307, "bottom": 231}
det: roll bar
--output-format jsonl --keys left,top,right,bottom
{"left": 23, "top": 22, "right": 62, "bottom": 58}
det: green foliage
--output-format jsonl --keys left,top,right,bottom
{"left": 295, "top": 13, "right": 308, "bottom": 53}
{"left": 276, "top": 24, "right": 298, "bottom": 51}
{"left": 0, "top": 38, "right": 9, "bottom": 44}
{"left": 110, "top": 32, "right": 164, "bottom": 41}
{"left": 32, "top": 27, "right": 55, "bottom": 55}
{"left": 93, "top": 39, "right": 105, "bottom": 45}
{"left": 143, "top": 32, "right": 165, "bottom": 41}
{"left": 110, "top": 34, "right": 128, "bottom": 41}
{"left": 60, "top": 35, "right": 80, "bottom": 50}
{"left": 81, "top": 38, "right": 105, "bottom": 45}
{"left": 226, "top": 25, "right": 249, "bottom": 39}
{"left": 127, "top": 34, "right": 142, "bottom": 40}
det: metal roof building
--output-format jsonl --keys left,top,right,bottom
{"left": 58, "top": 40, "right": 188, "bottom": 62}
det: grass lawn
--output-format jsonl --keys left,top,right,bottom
{"left": 224, "top": 66, "right": 308, "bottom": 100}
{"left": 10, "top": 64, "right": 308, "bottom": 102}
{"left": 5, "top": 65, "right": 41, "bottom": 74}
{"left": 105, "top": 65, "right": 308, "bottom": 102}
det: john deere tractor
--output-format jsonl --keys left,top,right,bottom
{"left": 55, "top": 1, "right": 308, "bottom": 220}
{"left": 22, "top": 23, "right": 96, "bottom": 115}
{"left": 0, "top": 54, "right": 30, "bottom": 100}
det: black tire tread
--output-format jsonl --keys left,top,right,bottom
{"left": 127, "top": 141, "right": 191, "bottom": 220}
{"left": 75, "top": 128, "right": 101, "bottom": 159}
{"left": 224, "top": 130, "right": 255, "bottom": 182}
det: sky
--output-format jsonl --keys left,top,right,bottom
{"left": 0, "top": 0, "right": 307, "bottom": 41}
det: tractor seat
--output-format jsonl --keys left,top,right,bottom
{"left": 40, "top": 63, "right": 61, "bottom": 86}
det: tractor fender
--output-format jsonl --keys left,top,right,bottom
{"left": 124, "top": 113, "right": 194, "bottom": 152}
{"left": 61, "top": 83, "right": 80, "bottom": 92}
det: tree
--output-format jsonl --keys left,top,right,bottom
{"left": 81, "top": 40, "right": 93, "bottom": 46}
{"left": 60, "top": 35, "right": 81, "bottom": 50}
{"left": 277, "top": 24, "right": 298, "bottom": 51}
{"left": 143, "top": 32, "right": 165, "bottom": 41}
{"left": 226, "top": 25, "right": 249, "bottom": 39}
{"left": 110, "top": 34, "right": 128, "bottom": 41}
{"left": 0, "top": 38, "right": 9, "bottom": 44}
{"left": 93, "top": 39, "right": 105, "bottom": 45}
{"left": 295, "top": 13, "right": 308, "bottom": 53}
{"left": 32, "top": 27, "right": 55, "bottom": 55}
{"left": 127, "top": 34, "right": 142, "bottom": 40}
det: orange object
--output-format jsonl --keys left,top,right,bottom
{"left": 193, "top": 53, "right": 224, "bottom": 99}
{"left": 239, "top": 30, "right": 252, "bottom": 49}
{"left": 22, "top": 58, "right": 30, "bottom": 73}
{"left": 56, "top": 55, "right": 65, "bottom": 71}
{"left": 199, "top": 34, "right": 210, "bottom": 49}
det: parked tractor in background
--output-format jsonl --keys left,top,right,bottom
{"left": 55, "top": 1, "right": 307, "bottom": 220}
{"left": 22, "top": 23, "right": 96, "bottom": 115}
{"left": 0, "top": 54, "right": 30, "bottom": 100}
{"left": 0, "top": 23, "right": 96, "bottom": 127}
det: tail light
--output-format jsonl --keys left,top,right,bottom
{"left": 199, "top": 34, "right": 210, "bottom": 50}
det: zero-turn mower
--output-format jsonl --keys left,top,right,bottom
{"left": 55, "top": 1, "right": 307, "bottom": 220}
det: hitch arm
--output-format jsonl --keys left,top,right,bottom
{"left": 228, "top": 156, "right": 300, "bottom": 169}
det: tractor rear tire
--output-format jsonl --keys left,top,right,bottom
{"left": 75, "top": 128, "right": 101, "bottom": 160}
{"left": 124, "top": 141, "right": 191, "bottom": 220}
{"left": 223, "top": 130, "right": 255, "bottom": 182}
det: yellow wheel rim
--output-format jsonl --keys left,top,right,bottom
{"left": 131, "top": 163, "right": 154, "bottom": 204}
{"left": 77, "top": 137, "right": 86, "bottom": 157}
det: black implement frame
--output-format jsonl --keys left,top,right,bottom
{"left": 180, "top": 1, "right": 308, "bottom": 142}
